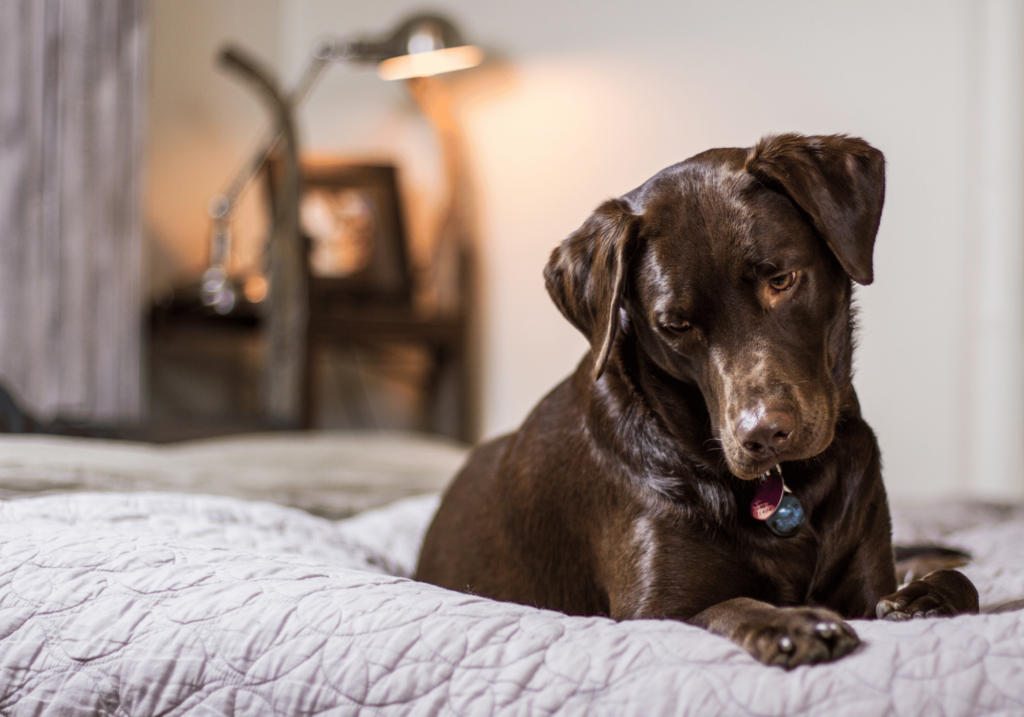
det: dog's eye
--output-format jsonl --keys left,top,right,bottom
{"left": 661, "top": 321, "right": 692, "bottom": 334}
{"left": 768, "top": 272, "right": 797, "bottom": 292}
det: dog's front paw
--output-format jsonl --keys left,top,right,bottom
{"left": 739, "top": 607, "right": 859, "bottom": 669}
{"left": 876, "top": 569, "right": 979, "bottom": 620}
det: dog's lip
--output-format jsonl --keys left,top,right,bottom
{"left": 734, "top": 462, "right": 785, "bottom": 481}
{"left": 731, "top": 439, "right": 831, "bottom": 479}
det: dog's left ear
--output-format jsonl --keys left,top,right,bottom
{"left": 745, "top": 133, "right": 885, "bottom": 285}
{"left": 544, "top": 198, "right": 640, "bottom": 381}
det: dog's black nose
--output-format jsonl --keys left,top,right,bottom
{"left": 736, "top": 409, "right": 794, "bottom": 457}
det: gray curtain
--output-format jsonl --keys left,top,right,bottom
{"left": 0, "top": 0, "right": 146, "bottom": 421}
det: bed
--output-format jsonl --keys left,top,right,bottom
{"left": 0, "top": 432, "right": 1022, "bottom": 715}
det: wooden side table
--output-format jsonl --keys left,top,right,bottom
{"left": 304, "top": 290, "right": 470, "bottom": 441}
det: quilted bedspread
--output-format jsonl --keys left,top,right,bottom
{"left": 1, "top": 492, "right": 1023, "bottom": 716}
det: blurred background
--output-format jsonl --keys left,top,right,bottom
{"left": 1, "top": 0, "right": 1022, "bottom": 502}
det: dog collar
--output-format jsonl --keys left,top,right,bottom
{"left": 751, "top": 464, "right": 805, "bottom": 537}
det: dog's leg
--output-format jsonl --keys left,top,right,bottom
{"left": 875, "top": 569, "right": 979, "bottom": 620}
{"left": 690, "top": 597, "right": 860, "bottom": 669}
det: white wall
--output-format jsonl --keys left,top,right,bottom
{"left": 969, "top": 0, "right": 1024, "bottom": 500}
{"left": 148, "top": 0, "right": 1024, "bottom": 501}
{"left": 146, "top": 0, "right": 282, "bottom": 291}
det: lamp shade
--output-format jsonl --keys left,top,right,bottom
{"left": 344, "top": 14, "right": 483, "bottom": 80}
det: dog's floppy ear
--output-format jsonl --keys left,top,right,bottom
{"left": 745, "top": 134, "right": 885, "bottom": 285}
{"left": 544, "top": 198, "right": 639, "bottom": 381}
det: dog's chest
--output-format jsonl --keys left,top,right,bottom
{"left": 641, "top": 501, "right": 824, "bottom": 608}
{"left": 737, "top": 525, "right": 823, "bottom": 604}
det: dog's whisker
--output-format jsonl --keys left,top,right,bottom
{"left": 702, "top": 436, "right": 725, "bottom": 453}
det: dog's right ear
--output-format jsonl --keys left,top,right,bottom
{"left": 544, "top": 198, "right": 640, "bottom": 381}
{"left": 745, "top": 133, "right": 885, "bottom": 285}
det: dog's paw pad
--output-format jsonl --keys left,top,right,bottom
{"left": 815, "top": 621, "right": 838, "bottom": 639}
{"left": 878, "top": 570, "right": 979, "bottom": 620}
{"left": 878, "top": 582, "right": 957, "bottom": 620}
{"left": 745, "top": 607, "right": 859, "bottom": 669}
{"left": 876, "top": 599, "right": 908, "bottom": 620}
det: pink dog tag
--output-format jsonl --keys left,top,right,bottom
{"left": 751, "top": 470, "right": 784, "bottom": 520}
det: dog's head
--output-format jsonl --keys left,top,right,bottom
{"left": 544, "top": 134, "right": 885, "bottom": 479}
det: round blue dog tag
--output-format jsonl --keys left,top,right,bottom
{"left": 766, "top": 494, "right": 805, "bottom": 537}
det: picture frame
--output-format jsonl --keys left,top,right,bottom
{"left": 266, "top": 159, "right": 413, "bottom": 304}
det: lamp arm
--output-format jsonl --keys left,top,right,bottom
{"left": 217, "top": 45, "right": 300, "bottom": 211}
{"left": 209, "top": 45, "right": 334, "bottom": 252}
{"left": 216, "top": 44, "right": 308, "bottom": 425}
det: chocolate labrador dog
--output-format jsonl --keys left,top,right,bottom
{"left": 416, "top": 134, "right": 979, "bottom": 668}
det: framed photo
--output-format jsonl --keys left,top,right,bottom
{"left": 267, "top": 160, "right": 412, "bottom": 304}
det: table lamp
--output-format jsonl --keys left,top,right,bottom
{"left": 202, "top": 13, "right": 482, "bottom": 427}
{"left": 202, "top": 13, "right": 483, "bottom": 313}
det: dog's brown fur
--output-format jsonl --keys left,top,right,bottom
{"left": 416, "top": 134, "right": 978, "bottom": 668}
